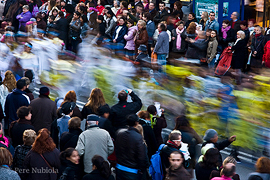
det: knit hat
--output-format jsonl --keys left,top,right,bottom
{"left": 39, "top": 86, "right": 50, "bottom": 96}
{"left": 86, "top": 114, "right": 100, "bottom": 122}
{"left": 60, "top": 102, "right": 76, "bottom": 115}
{"left": 203, "top": 129, "right": 217, "bottom": 142}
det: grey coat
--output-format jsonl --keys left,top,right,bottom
{"left": 154, "top": 31, "right": 169, "bottom": 55}
{"left": 0, "top": 166, "right": 20, "bottom": 180}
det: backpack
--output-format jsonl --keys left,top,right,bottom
{"left": 149, "top": 144, "right": 165, "bottom": 180}
{"left": 32, "top": 4, "right": 39, "bottom": 17}
{"left": 263, "top": 41, "right": 270, "bottom": 68}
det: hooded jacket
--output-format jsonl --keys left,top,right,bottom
{"left": 124, "top": 25, "right": 138, "bottom": 51}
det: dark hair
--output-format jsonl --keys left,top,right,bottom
{"left": 158, "top": 23, "right": 166, "bottom": 31}
{"left": 174, "top": 115, "right": 190, "bottom": 130}
{"left": 68, "top": 117, "right": 81, "bottom": 129}
{"left": 170, "top": 151, "right": 184, "bottom": 159}
{"left": 92, "top": 155, "right": 111, "bottom": 179}
{"left": 209, "top": 11, "right": 215, "bottom": 16}
{"left": 127, "top": 114, "right": 139, "bottom": 126}
{"left": 127, "top": 18, "right": 134, "bottom": 25}
{"left": 121, "top": 1, "right": 128, "bottom": 8}
{"left": 17, "top": 106, "right": 32, "bottom": 119}
{"left": 248, "top": 175, "right": 264, "bottom": 180}
{"left": 168, "top": 130, "right": 181, "bottom": 141}
{"left": 240, "top": 20, "right": 248, "bottom": 27}
{"left": 211, "top": 29, "right": 218, "bottom": 40}
{"left": 143, "top": 12, "right": 151, "bottom": 21}
{"left": 189, "top": 12, "right": 195, "bottom": 18}
{"left": 74, "top": 11, "right": 81, "bottom": 17}
{"left": 119, "top": 16, "right": 126, "bottom": 22}
{"left": 59, "top": 11, "right": 64, "bottom": 18}
{"left": 16, "top": 79, "right": 27, "bottom": 89}
{"left": 98, "top": 15, "right": 104, "bottom": 21}
{"left": 106, "top": 10, "right": 115, "bottom": 17}
{"left": 0, "top": 76, "right": 2, "bottom": 85}
{"left": 202, "top": 148, "right": 219, "bottom": 168}
{"left": 24, "top": 70, "right": 33, "bottom": 83}
{"left": 49, "top": 15, "right": 56, "bottom": 21}
{"left": 60, "top": 147, "right": 77, "bottom": 162}
{"left": 147, "top": 105, "right": 157, "bottom": 115}
{"left": 118, "top": 90, "right": 128, "bottom": 102}
{"left": 81, "top": 14, "right": 88, "bottom": 24}
{"left": 159, "top": 2, "right": 165, "bottom": 6}
{"left": 52, "top": 8, "right": 58, "bottom": 14}
{"left": 79, "top": 5, "right": 87, "bottom": 14}
{"left": 223, "top": 19, "right": 230, "bottom": 25}
{"left": 149, "top": 1, "right": 155, "bottom": 6}
{"left": 223, "top": 164, "right": 236, "bottom": 177}
{"left": 174, "top": 1, "right": 182, "bottom": 10}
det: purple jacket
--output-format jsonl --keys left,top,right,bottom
{"left": 16, "top": 11, "right": 32, "bottom": 28}
{"left": 124, "top": 26, "right": 138, "bottom": 51}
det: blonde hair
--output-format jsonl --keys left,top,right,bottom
{"left": 138, "top": 20, "right": 146, "bottom": 28}
{"left": 3, "top": 70, "right": 16, "bottom": 92}
{"left": 23, "top": 129, "right": 37, "bottom": 146}
{"left": 85, "top": 88, "right": 106, "bottom": 114}
{"left": 200, "top": 11, "right": 208, "bottom": 26}
{"left": 237, "top": 30, "right": 245, "bottom": 39}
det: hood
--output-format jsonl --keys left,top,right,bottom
{"left": 139, "top": 118, "right": 151, "bottom": 126}
{"left": 129, "top": 25, "right": 138, "bottom": 31}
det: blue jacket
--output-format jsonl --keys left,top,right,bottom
{"left": 205, "top": 19, "right": 219, "bottom": 33}
{"left": 146, "top": 20, "right": 155, "bottom": 44}
{"left": 154, "top": 31, "right": 169, "bottom": 54}
{"left": 113, "top": 25, "right": 128, "bottom": 44}
{"left": 5, "top": 89, "right": 30, "bottom": 124}
{"left": 57, "top": 115, "right": 71, "bottom": 140}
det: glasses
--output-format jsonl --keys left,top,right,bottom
{"left": 173, "top": 140, "right": 181, "bottom": 142}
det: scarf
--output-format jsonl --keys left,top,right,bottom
{"left": 0, "top": 134, "right": 9, "bottom": 147}
{"left": 221, "top": 25, "right": 231, "bottom": 39}
{"left": 255, "top": 33, "right": 261, "bottom": 38}
{"left": 176, "top": 28, "right": 184, "bottom": 50}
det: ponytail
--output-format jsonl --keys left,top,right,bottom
{"left": 92, "top": 155, "right": 111, "bottom": 179}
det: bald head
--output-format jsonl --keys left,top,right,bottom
{"left": 223, "top": 163, "right": 236, "bottom": 177}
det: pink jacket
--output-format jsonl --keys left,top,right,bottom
{"left": 124, "top": 26, "right": 138, "bottom": 51}
{"left": 212, "top": 175, "right": 232, "bottom": 180}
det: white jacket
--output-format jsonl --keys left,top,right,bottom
{"left": 180, "top": 142, "right": 191, "bottom": 161}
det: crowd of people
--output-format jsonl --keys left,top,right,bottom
{"left": 0, "top": 70, "right": 269, "bottom": 180}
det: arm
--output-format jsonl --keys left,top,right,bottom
{"left": 107, "top": 133, "right": 114, "bottom": 155}
{"left": 75, "top": 134, "right": 85, "bottom": 156}
{"left": 154, "top": 34, "right": 163, "bottom": 53}
{"left": 105, "top": 19, "right": 116, "bottom": 35}
{"left": 127, "top": 12, "right": 139, "bottom": 22}
{"left": 129, "top": 91, "right": 142, "bottom": 111}
{"left": 124, "top": 28, "right": 135, "bottom": 41}
{"left": 19, "top": 12, "right": 32, "bottom": 23}
{"left": 216, "top": 139, "right": 232, "bottom": 150}
{"left": 152, "top": 29, "right": 158, "bottom": 41}
{"left": 70, "top": 20, "right": 81, "bottom": 31}
{"left": 135, "top": 30, "right": 148, "bottom": 45}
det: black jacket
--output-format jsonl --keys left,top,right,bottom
{"left": 185, "top": 19, "right": 197, "bottom": 29}
{"left": 139, "top": 118, "right": 158, "bottom": 159}
{"left": 230, "top": 19, "right": 241, "bottom": 32}
{"left": 185, "top": 39, "right": 208, "bottom": 59}
{"left": 172, "top": 29, "right": 187, "bottom": 53}
{"left": 153, "top": 115, "right": 167, "bottom": 146}
{"left": 82, "top": 169, "right": 115, "bottom": 180}
{"left": 98, "top": 22, "right": 106, "bottom": 37}
{"left": 9, "top": 119, "right": 35, "bottom": 147}
{"left": 195, "top": 162, "right": 217, "bottom": 180}
{"left": 115, "top": 127, "right": 148, "bottom": 171}
{"left": 160, "top": 141, "right": 179, "bottom": 172}
{"left": 60, "top": 128, "right": 82, "bottom": 152}
{"left": 153, "top": 9, "right": 168, "bottom": 25}
{"left": 98, "top": 117, "right": 116, "bottom": 140}
{"left": 81, "top": 104, "right": 110, "bottom": 119}
{"left": 231, "top": 39, "right": 248, "bottom": 69}
{"left": 110, "top": 91, "right": 142, "bottom": 129}
{"left": 60, "top": 159, "right": 81, "bottom": 180}
{"left": 55, "top": 17, "right": 69, "bottom": 42}
{"left": 219, "top": 28, "right": 236, "bottom": 48}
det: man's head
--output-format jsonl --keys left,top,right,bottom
{"left": 16, "top": 78, "right": 27, "bottom": 91}
{"left": 197, "top": 30, "right": 206, "bottom": 39}
{"left": 169, "top": 151, "right": 184, "bottom": 170}
{"left": 68, "top": 117, "right": 81, "bottom": 130}
{"left": 136, "top": 5, "right": 143, "bottom": 14}
{"left": 118, "top": 90, "right": 128, "bottom": 102}
{"left": 159, "top": 2, "right": 165, "bottom": 11}
{"left": 158, "top": 23, "right": 166, "bottom": 32}
{"left": 149, "top": 2, "right": 155, "bottom": 10}
{"left": 39, "top": 86, "right": 50, "bottom": 96}
{"left": 209, "top": 12, "right": 215, "bottom": 21}
{"left": 169, "top": 130, "right": 182, "bottom": 147}
{"left": 230, "top": 12, "right": 238, "bottom": 20}
{"left": 222, "top": 163, "right": 236, "bottom": 178}
{"left": 127, "top": 114, "right": 139, "bottom": 127}
{"left": 143, "top": 12, "right": 151, "bottom": 21}
{"left": 17, "top": 106, "right": 32, "bottom": 120}
{"left": 98, "top": 105, "right": 110, "bottom": 119}
{"left": 147, "top": 105, "right": 157, "bottom": 115}
{"left": 203, "top": 129, "right": 218, "bottom": 143}
{"left": 86, "top": 114, "right": 99, "bottom": 126}
{"left": 24, "top": 42, "right": 32, "bottom": 53}
{"left": 21, "top": 77, "right": 30, "bottom": 89}
{"left": 188, "top": 12, "right": 195, "bottom": 21}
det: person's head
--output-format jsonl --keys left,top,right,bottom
{"left": 0, "top": 147, "right": 13, "bottom": 167}
{"left": 254, "top": 25, "right": 262, "bottom": 35}
{"left": 68, "top": 117, "right": 81, "bottom": 130}
{"left": 120, "top": 1, "right": 128, "bottom": 9}
{"left": 118, "top": 17, "right": 126, "bottom": 26}
{"left": 255, "top": 157, "right": 270, "bottom": 173}
{"left": 230, "top": 12, "right": 238, "bottom": 20}
{"left": 21, "top": 77, "right": 30, "bottom": 88}
{"left": 201, "top": 11, "right": 208, "bottom": 21}
{"left": 188, "top": 12, "right": 195, "bottom": 21}
{"left": 32, "top": 128, "right": 56, "bottom": 154}
{"left": 127, "top": 19, "right": 134, "bottom": 28}
{"left": 24, "top": 42, "right": 32, "bottom": 53}
{"left": 169, "top": 151, "right": 184, "bottom": 170}
{"left": 149, "top": 2, "right": 155, "bottom": 10}
{"left": 222, "top": 19, "right": 230, "bottom": 29}
{"left": 136, "top": 5, "right": 143, "bottom": 13}
{"left": 159, "top": 2, "right": 165, "bottom": 11}
{"left": 60, "top": 148, "right": 80, "bottom": 164}
{"left": 86, "top": 88, "right": 106, "bottom": 113}
{"left": 205, "top": 28, "right": 212, "bottom": 36}
{"left": 60, "top": 0, "right": 66, "bottom": 7}
{"left": 197, "top": 30, "right": 206, "bottom": 39}
{"left": 169, "top": 130, "right": 182, "bottom": 147}
{"left": 97, "top": 15, "right": 104, "bottom": 23}
{"left": 80, "top": 14, "right": 88, "bottom": 25}
{"left": 209, "top": 12, "right": 215, "bottom": 21}
{"left": 202, "top": 148, "right": 219, "bottom": 167}
{"left": 22, "top": 5, "right": 29, "bottom": 13}
{"left": 174, "top": 115, "right": 190, "bottom": 130}
{"left": 222, "top": 156, "right": 237, "bottom": 167}
{"left": 3, "top": 70, "right": 16, "bottom": 92}
{"left": 16, "top": 78, "right": 27, "bottom": 90}
{"left": 222, "top": 163, "right": 236, "bottom": 177}
{"left": 64, "top": 90, "right": 77, "bottom": 103}
{"left": 106, "top": 10, "right": 115, "bottom": 18}
{"left": 174, "top": 1, "right": 182, "bottom": 11}
{"left": 142, "top": 12, "right": 151, "bottom": 21}
{"left": 60, "top": 101, "right": 76, "bottom": 116}
{"left": 240, "top": 20, "right": 248, "bottom": 30}
{"left": 23, "top": 129, "right": 36, "bottom": 146}
{"left": 48, "top": 15, "right": 55, "bottom": 22}
{"left": 158, "top": 23, "right": 166, "bottom": 32}
{"left": 175, "top": 20, "right": 184, "bottom": 30}
{"left": 52, "top": 8, "right": 58, "bottom": 17}
{"left": 114, "top": 0, "right": 120, "bottom": 8}
{"left": 237, "top": 30, "right": 245, "bottom": 40}
{"left": 147, "top": 105, "right": 157, "bottom": 115}
{"left": 39, "top": 86, "right": 50, "bottom": 96}
{"left": 186, "top": 22, "right": 196, "bottom": 34}
{"left": 73, "top": 11, "right": 81, "bottom": 20}
{"left": 211, "top": 30, "right": 217, "bottom": 38}
{"left": 97, "top": 105, "right": 110, "bottom": 118}
{"left": 127, "top": 114, "right": 139, "bottom": 127}
{"left": 118, "top": 90, "right": 128, "bottom": 102}
{"left": 138, "top": 110, "right": 151, "bottom": 120}
{"left": 17, "top": 106, "right": 32, "bottom": 120}
{"left": 92, "top": 155, "right": 111, "bottom": 179}
{"left": 203, "top": 129, "right": 218, "bottom": 143}
{"left": 248, "top": 19, "right": 255, "bottom": 28}
{"left": 137, "top": 19, "right": 146, "bottom": 30}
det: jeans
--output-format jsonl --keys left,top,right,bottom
{"left": 116, "top": 168, "right": 139, "bottom": 180}
{"left": 208, "top": 57, "right": 216, "bottom": 68}
{"left": 157, "top": 54, "right": 167, "bottom": 66}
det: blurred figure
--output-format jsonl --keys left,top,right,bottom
{"left": 0, "top": 147, "right": 20, "bottom": 180}
{"left": 171, "top": 1, "right": 183, "bottom": 21}
{"left": 172, "top": 21, "right": 186, "bottom": 53}
{"left": 69, "top": 11, "right": 81, "bottom": 53}
{"left": 248, "top": 19, "right": 255, "bottom": 34}
{"left": 55, "top": 11, "right": 68, "bottom": 44}
{"left": 147, "top": 2, "right": 157, "bottom": 21}
{"left": 135, "top": 44, "right": 149, "bottom": 63}
{"left": 116, "top": 1, "right": 128, "bottom": 17}
{"left": 142, "top": 12, "right": 155, "bottom": 55}
{"left": 165, "top": 151, "right": 191, "bottom": 180}
{"left": 247, "top": 157, "right": 270, "bottom": 180}
{"left": 16, "top": 5, "right": 32, "bottom": 31}
{"left": 82, "top": 155, "right": 115, "bottom": 180}
{"left": 21, "top": 77, "right": 34, "bottom": 101}
{"left": 230, "top": 12, "right": 241, "bottom": 32}
{"left": 205, "top": 12, "right": 219, "bottom": 32}
{"left": 96, "top": 0, "right": 105, "bottom": 15}
{"left": 111, "top": 16, "right": 127, "bottom": 54}
{"left": 199, "top": 11, "right": 208, "bottom": 30}
{"left": 240, "top": 20, "right": 250, "bottom": 45}
{"left": 211, "top": 163, "right": 236, "bottom": 180}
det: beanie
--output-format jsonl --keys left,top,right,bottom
{"left": 203, "top": 129, "right": 218, "bottom": 142}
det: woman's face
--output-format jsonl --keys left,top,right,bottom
{"left": 106, "top": 13, "right": 111, "bottom": 18}
{"left": 178, "top": 24, "right": 184, "bottom": 30}
{"left": 114, "top": 0, "right": 118, "bottom": 7}
{"left": 53, "top": 11, "right": 58, "bottom": 16}
{"left": 236, "top": 33, "right": 240, "bottom": 39}
{"left": 25, "top": 112, "right": 32, "bottom": 120}
{"left": 222, "top": 23, "right": 228, "bottom": 29}
{"left": 255, "top": 27, "right": 261, "bottom": 34}
{"left": 174, "top": 4, "right": 177, "bottom": 10}
{"left": 137, "top": 22, "right": 142, "bottom": 30}
{"left": 80, "top": 17, "right": 83, "bottom": 22}
{"left": 201, "top": 13, "right": 204, "bottom": 19}
{"left": 211, "top": 31, "right": 216, "bottom": 38}
{"left": 73, "top": 13, "right": 78, "bottom": 19}
{"left": 118, "top": 19, "right": 125, "bottom": 26}
{"left": 127, "top": 22, "right": 133, "bottom": 28}
{"left": 67, "top": 150, "right": 80, "bottom": 164}
{"left": 23, "top": 8, "right": 28, "bottom": 13}
{"left": 97, "top": 0, "right": 101, "bottom": 5}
